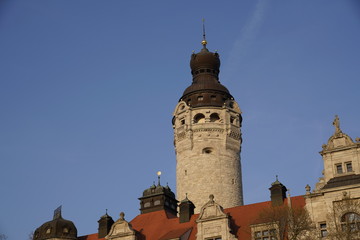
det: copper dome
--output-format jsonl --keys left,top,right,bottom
{"left": 181, "top": 46, "right": 233, "bottom": 108}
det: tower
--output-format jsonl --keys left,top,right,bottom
{"left": 172, "top": 35, "right": 243, "bottom": 212}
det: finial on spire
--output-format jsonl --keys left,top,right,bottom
{"left": 201, "top": 18, "right": 207, "bottom": 47}
{"left": 276, "top": 175, "right": 278, "bottom": 181}
{"left": 157, "top": 171, "right": 162, "bottom": 186}
{"left": 105, "top": 209, "right": 108, "bottom": 214}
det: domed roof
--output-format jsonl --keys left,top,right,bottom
{"left": 33, "top": 209, "right": 77, "bottom": 240}
{"left": 190, "top": 47, "right": 220, "bottom": 74}
{"left": 180, "top": 43, "right": 233, "bottom": 108}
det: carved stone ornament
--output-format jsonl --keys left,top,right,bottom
{"left": 321, "top": 115, "right": 355, "bottom": 152}
{"left": 106, "top": 212, "right": 136, "bottom": 240}
{"left": 196, "top": 195, "right": 237, "bottom": 240}
{"left": 197, "top": 195, "right": 227, "bottom": 221}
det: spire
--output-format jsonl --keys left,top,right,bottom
{"left": 201, "top": 18, "right": 207, "bottom": 48}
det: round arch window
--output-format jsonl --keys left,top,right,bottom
{"left": 194, "top": 113, "right": 205, "bottom": 123}
{"left": 210, "top": 113, "right": 220, "bottom": 122}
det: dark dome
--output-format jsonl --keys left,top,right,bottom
{"left": 190, "top": 47, "right": 220, "bottom": 74}
{"left": 180, "top": 45, "right": 233, "bottom": 108}
{"left": 33, "top": 215, "right": 77, "bottom": 240}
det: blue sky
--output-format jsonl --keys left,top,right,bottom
{"left": 1, "top": 1, "right": 360, "bottom": 239}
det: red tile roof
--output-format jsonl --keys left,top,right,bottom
{"left": 78, "top": 196, "right": 306, "bottom": 240}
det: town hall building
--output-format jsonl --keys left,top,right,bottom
{"left": 32, "top": 36, "right": 360, "bottom": 240}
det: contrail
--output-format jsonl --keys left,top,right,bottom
{"left": 223, "top": 0, "right": 268, "bottom": 81}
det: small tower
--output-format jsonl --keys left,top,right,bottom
{"left": 269, "top": 176, "right": 287, "bottom": 206}
{"left": 97, "top": 210, "right": 114, "bottom": 238}
{"left": 179, "top": 194, "right": 195, "bottom": 223}
{"left": 173, "top": 31, "right": 243, "bottom": 212}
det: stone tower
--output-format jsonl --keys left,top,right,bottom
{"left": 172, "top": 37, "right": 243, "bottom": 212}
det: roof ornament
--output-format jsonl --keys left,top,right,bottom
{"left": 209, "top": 194, "right": 214, "bottom": 202}
{"left": 53, "top": 205, "right": 62, "bottom": 220}
{"left": 333, "top": 115, "right": 342, "bottom": 135}
{"left": 201, "top": 18, "right": 207, "bottom": 47}
{"left": 157, "top": 171, "right": 162, "bottom": 186}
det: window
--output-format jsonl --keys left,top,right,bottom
{"left": 346, "top": 162, "right": 353, "bottom": 172}
{"left": 336, "top": 164, "right": 343, "bottom": 174}
{"left": 341, "top": 212, "right": 360, "bottom": 232}
{"left": 181, "top": 119, "right": 185, "bottom": 125}
{"left": 197, "top": 96, "right": 204, "bottom": 101}
{"left": 210, "top": 113, "right": 220, "bottom": 122}
{"left": 319, "top": 223, "right": 328, "bottom": 237}
{"left": 194, "top": 113, "right": 205, "bottom": 123}
{"left": 254, "top": 229, "right": 277, "bottom": 240}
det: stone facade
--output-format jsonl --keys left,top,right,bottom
{"left": 305, "top": 116, "right": 360, "bottom": 238}
{"left": 173, "top": 99, "right": 243, "bottom": 212}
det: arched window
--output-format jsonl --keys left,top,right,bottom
{"left": 210, "top": 113, "right": 220, "bottom": 122}
{"left": 341, "top": 212, "right": 360, "bottom": 232}
{"left": 194, "top": 113, "right": 205, "bottom": 123}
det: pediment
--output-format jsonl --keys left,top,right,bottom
{"left": 106, "top": 213, "right": 136, "bottom": 240}
{"left": 197, "top": 195, "right": 227, "bottom": 221}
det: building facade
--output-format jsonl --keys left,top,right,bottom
{"left": 33, "top": 39, "right": 360, "bottom": 240}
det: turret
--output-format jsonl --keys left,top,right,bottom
{"left": 269, "top": 176, "right": 287, "bottom": 206}
{"left": 98, "top": 210, "right": 114, "bottom": 238}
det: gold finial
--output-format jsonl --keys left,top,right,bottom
{"left": 157, "top": 171, "right": 162, "bottom": 186}
{"left": 201, "top": 18, "right": 207, "bottom": 46}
